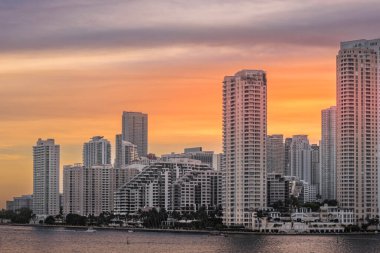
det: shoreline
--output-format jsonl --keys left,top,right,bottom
{"left": 1, "top": 223, "right": 379, "bottom": 236}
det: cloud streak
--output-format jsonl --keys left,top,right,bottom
{"left": 0, "top": 0, "right": 379, "bottom": 53}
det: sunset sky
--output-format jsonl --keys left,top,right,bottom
{"left": 1, "top": 0, "right": 380, "bottom": 208}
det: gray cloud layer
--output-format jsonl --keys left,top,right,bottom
{"left": 0, "top": 0, "right": 379, "bottom": 53}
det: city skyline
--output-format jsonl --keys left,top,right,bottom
{"left": 1, "top": 0, "right": 380, "bottom": 210}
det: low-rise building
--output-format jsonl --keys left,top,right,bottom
{"left": 114, "top": 159, "right": 221, "bottom": 215}
{"left": 252, "top": 204, "right": 355, "bottom": 233}
{"left": 254, "top": 211, "right": 348, "bottom": 233}
{"left": 6, "top": 195, "right": 33, "bottom": 212}
{"left": 319, "top": 204, "right": 355, "bottom": 225}
{"left": 258, "top": 220, "right": 345, "bottom": 233}
{"left": 267, "top": 173, "right": 290, "bottom": 206}
{"left": 161, "top": 147, "right": 218, "bottom": 169}
{"left": 291, "top": 208, "right": 320, "bottom": 222}
{"left": 299, "top": 181, "right": 318, "bottom": 203}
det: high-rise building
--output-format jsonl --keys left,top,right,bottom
{"left": 320, "top": 106, "right": 337, "bottom": 200}
{"left": 122, "top": 111, "right": 148, "bottom": 157}
{"left": 114, "top": 166, "right": 141, "bottom": 192}
{"left": 115, "top": 133, "right": 139, "bottom": 169}
{"left": 121, "top": 141, "right": 139, "bottom": 167}
{"left": 222, "top": 70, "right": 267, "bottom": 228}
{"left": 212, "top": 153, "right": 223, "bottom": 171}
{"left": 290, "top": 135, "right": 311, "bottom": 184}
{"left": 83, "top": 136, "right": 111, "bottom": 168}
{"left": 337, "top": 39, "right": 379, "bottom": 223}
{"left": 284, "top": 138, "right": 292, "bottom": 176}
{"left": 310, "top": 144, "right": 320, "bottom": 198}
{"left": 267, "top": 135, "right": 285, "bottom": 174}
{"left": 63, "top": 163, "right": 139, "bottom": 216}
{"left": 63, "top": 164, "right": 83, "bottom": 215}
{"left": 114, "top": 134, "right": 123, "bottom": 169}
{"left": 267, "top": 174, "right": 308, "bottom": 207}
{"left": 82, "top": 165, "right": 114, "bottom": 216}
{"left": 267, "top": 173, "right": 290, "bottom": 207}
{"left": 299, "top": 181, "right": 317, "bottom": 204}
{"left": 33, "top": 139, "right": 60, "bottom": 215}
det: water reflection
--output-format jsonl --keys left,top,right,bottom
{"left": 0, "top": 226, "right": 379, "bottom": 253}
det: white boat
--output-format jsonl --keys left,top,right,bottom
{"left": 85, "top": 226, "right": 96, "bottom": 233}
{"left": 128, "top": 230, "right": 134, "bottom": 233}
{"left": 208, "top": 231, "right": 228, "bottom": 237}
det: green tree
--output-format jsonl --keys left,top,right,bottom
{"left": 323, "top": 199, "right": 338, "bottom": 206}
{"left": 0, "top": 209, "right": 15, "bottom": 220}
{"left": 195, "top": 207, "right": 209, "bottom": 229}
{"left": 302, "top": 202, "right": 320, "bottom": 212}
{"left": 12, "top": 208, "right": 32, "bottom": 224}
{"left": 44, "top": 216, "right": 55, "bottom": 225}
{"left": 31, "top": 214, "right": 38, "bottom": 224}
{"left": 0, "top": 208, "right": 33, "bottom": 224}
{"left": 286, "top": 196, "right": 300, "bottom": 209}
{"left": 87, "top": 214, "right": 95, "bottom": 226}
{"left": 56, "top": 207, "right": 64, "bottom": 219}
{"left": 170, "top": 210, "right": 181, "bottom": 220}
{"left": 96, "top": 211, "right": 114, "bottom": 226}
{"left": 159, "top": 208, "right": 168, "bottom": 222}
{"left": 141, "top": 208, "right": 168, "bottom": 228}
{"left": 207, "top": 206, "right": 224, "bottom": 230}
{"left": 65, "top": 214, "right": 87, "bottom": 226}
{"left": 366, "top": 216, "right": 379, "bottom": 226}
{"left": 214, "top": 205, "right": 223, "bottom": 218}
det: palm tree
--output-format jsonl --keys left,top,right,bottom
{"left": 31, "top": 214, "right": 37, "bottom": 224}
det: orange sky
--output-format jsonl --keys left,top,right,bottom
{"left": 0, "top": 46, "right": 336, "bottom": 208}
{"left": 0, "top": 0, "right": 378, "bottom": 208}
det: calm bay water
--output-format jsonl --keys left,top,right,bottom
{"left": 0, "top": 225, "right": 379, "bottom": 253}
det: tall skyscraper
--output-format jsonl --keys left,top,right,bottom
{"left": 83, "top": 136, "right": 111, "bottom": 168}
{"left": 121, "top": 141, "right": 139, "bottom": 167}
{"left": 310, "top": 144, "right": 320, "bottom": 197}
{"left": 290, "top": 135, "right": 311, "bottom": 184}
{"left": 212, "top": 153, "right": 223, "bottom": 171}
{"left": 320, "top": 106, "right": 336, "bottom": 200}
{"left": 33, "top": 138, "right": 60, "bottom": 215}
{"left": 284, "top": 137, "right": 292, "bottom": 176}
{"left": 63, "top": 164, "right": 83, "bottom": 215}
{"left": 222, "top": 70, "right": 267, "bottom": 228}
{"left": 267, "top": 134, "right": 285, "bottom": 174}
{"left": 337, "top": 39, "right": 379, "bottom": 223}
{"left": 122, "top": 111, "right": 148, "bottom": 157}
{"left": 115, "top": 134, "right": 123, "bottom": 169}
{"left": 83, "top": 164, "right": 115, "bottom": 216}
